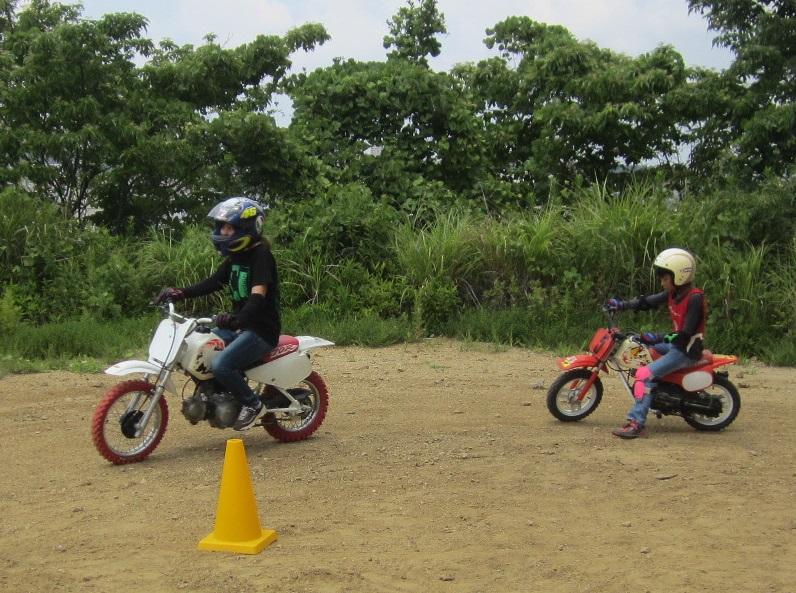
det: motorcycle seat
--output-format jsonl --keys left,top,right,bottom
{"left": 697, "top": 350, "right": 714, "bottom": 365}
{"left": 649, "top": 349, "right": 713, "bottom": 365}
{"left": 262, "top": 335, "right": 300, "bottom": 363}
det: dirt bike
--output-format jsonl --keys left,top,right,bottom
{"left": 91, "top": 302, "right": 334, "bottom": 464}
{"left": 546, "top": 308, "right": 741, "bottom": 431}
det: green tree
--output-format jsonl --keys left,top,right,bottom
{"left": 289, "top": 0, "right": 484, "bottom": 214}
{"left": 0, "top": 1, "right": 329, "bottom": 231}
{"left": 0, "top": 1, "right": 152, "bottom": 219}
{"left": 383, "top": 0, "right": 446, "bottom": 67}
{"left": 688, "top": 0, "right": 796, "bottom": 181}
{"left": 462, "top": 17, "right": 692, "bottom": 200}
{"left": 288, "top": 58, "right": 486, "bottom": 212}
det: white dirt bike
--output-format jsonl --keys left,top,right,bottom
{"left": 91, "top": 302, "right": 334, "bottom": 464}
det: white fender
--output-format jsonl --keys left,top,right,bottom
{"left": 297, "top": 336, "right": 335, "bottom": 353}
{"left": 246, "top": 353, "right": 312, "bottom": 389}
{"left": 105, "top": 360, "right": 177, "bottom": 394}
{"left": 245, "top": 336, "right": 332, "bottom": 388}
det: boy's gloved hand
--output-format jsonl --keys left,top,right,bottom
{"left": 154, "top": 287, "right": 184, "bottom": 304}
{"left": 606, "top": 298, "right": 626, "bottom": 311}
{"left": 664, "top": 332, "right": 679, "bottom": 343}
{"left": 214, "top": 313, "right": 238, "bottom": 330}
{"left": 640, "top": 332, "right": 663, "bottom": 345}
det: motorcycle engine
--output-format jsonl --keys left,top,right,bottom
{"left": 650, "top": 383, "right": 685, "bottom": 415}
{"left": 181, "top": 382, "right": 241, "bottom": 429}
{"left": 651, "top": 383, "right": 723, "bottom": 418}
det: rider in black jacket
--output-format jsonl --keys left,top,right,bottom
{"left": 155, "top": 197, "right": 281, "bottom": 431}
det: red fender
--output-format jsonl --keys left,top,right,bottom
{"left": 557, "top": 353, "right": 600, "bottom": 371}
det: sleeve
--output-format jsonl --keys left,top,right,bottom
{"left": 181, "top": 261, "right": 229, "bottom": 298}
{"left": 235, "top": 293, "right": 266, "bottom": 329}
{"left": 626, "top": 291, "right": 668, "bottom": 311}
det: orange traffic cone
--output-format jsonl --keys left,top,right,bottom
{"left": 198, "top": 438, "right": 278, "bottom": 554}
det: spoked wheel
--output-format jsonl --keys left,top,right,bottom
{"left": 546, "top": 369, "right": 603, "bottom": 422}
{"left": 683, "top": 375, "right": 741, "bottom": 431}
{"left": 91, "top": 380, "right": 169, "bottom": 464}
{"left": 263, "top": 371, "right": 329, "bottom": 442}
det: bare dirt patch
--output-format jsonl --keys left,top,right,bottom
{"left": 1, "top": 339, "right": 794, "bottom": 593}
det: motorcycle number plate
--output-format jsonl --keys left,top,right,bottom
{"left": 149, "top": 319, "right": 178, "bottom": 365}
{"left": 681, "top": 371, "right": 713, "bottom": 392}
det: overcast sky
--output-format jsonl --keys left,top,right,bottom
{"left": 76, "top": 1, "right": 733, "bottom": 70}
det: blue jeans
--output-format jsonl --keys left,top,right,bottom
{"left": 627, "top": 343, "right": 695, "bottom": 425}
{"left": 212, "top": 329, "right": 271, "bottom": 408}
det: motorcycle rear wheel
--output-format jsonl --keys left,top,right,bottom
{"left": 546, "top": 369, "right": 603, "bottom": 422}
{"left": 683, "top": 375, "right": 741, "bottom": 431}
{"left": 263, "top": 371, "right": 329, "bottom": 442}
{"left": 91, "top": 380, "right": 169, "bottom": 464}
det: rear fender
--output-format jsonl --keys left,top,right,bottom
{"left": 557, "top": 354, "right": 600, "bottom": 371}
{"left": 664, "top": 354, "right": 738, "bottom": 391}
{"left": 297, "top": 336, "right": 335, "bottom": 354}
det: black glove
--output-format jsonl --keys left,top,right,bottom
{"left": 214, "top": 313, "right": 238, "bottom": 330}
{"left": 606, "top": 298, "right": 626, "bottom": 312}
{"left": 640, "top": 332, "right": 663, "bottom": 345}
{"left": 154, "top": 287, "right": 184, "bottom": 304}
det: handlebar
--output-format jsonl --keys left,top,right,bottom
{"left": 156, "top": 301, "right": 214, "bottom": 327}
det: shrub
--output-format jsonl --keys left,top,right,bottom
{"left": 0, "top": 287, "right": 22, "bottom": 334}
{"left": 415, "top": 278, "right": 461, "bottom": 334}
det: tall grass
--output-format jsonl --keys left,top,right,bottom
{"left": 2, "top": 182, "right": 794, "bottom": 367}
{"left": 560, "top": 181, "right": 683, "bottom": 297}
{"left": 137, "top": 226, "right": 227, "bottom": 313}
{"left": 394, "top": 210, "right": 484, "bottom": 289}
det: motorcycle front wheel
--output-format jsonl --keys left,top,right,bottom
{"left": 264, "top": 371, "right": 329, "bottom": 442}
{"left": 91, "top": 380, "right": 169, "bottom": 464}
{"left": 683, "top": 375, "right": 741, "bottom": 431}
{"left": 546, "top": 369, "right": 604, "bottom": 421}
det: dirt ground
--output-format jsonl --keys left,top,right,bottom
{"left": 1, "top": 339, "right": 794, "bottom": 593}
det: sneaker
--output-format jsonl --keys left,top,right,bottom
{"left": 612, "top": 420, "right": 647, "bottom": 439}
{"left": 233, "top": 402, "right": 265, "bottom": 431}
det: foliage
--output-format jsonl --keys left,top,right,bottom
{"left": 0, "top": 1, "right": 794, "bottom": 366}
{"left": 383, "top": 0, "right": 446, "bottom": 66}
{"left": 688, "top": 0, "right": 796, "bottom": 182}
{"left": 287, "top": 57, "right": 487, "bottom": 208}
{"left": 0, "top": 1, "right": 328, "bottom": 231}
{"left": 415, "top": 277, "right": 461, "bottom": 334}
{"left": 457, "top": 17, "right": 692, "bottom": 200}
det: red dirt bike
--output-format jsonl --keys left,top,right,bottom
{"left": 546, "top": 308, "right": 741, "bottom": 431}
{"left": 92, "top": 303, "right": 334, "bottom": 464}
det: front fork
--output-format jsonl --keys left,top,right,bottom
{"left": 576, "top": 363, "right": 608, "bottom": 401}
{"left": 127, "top": 369, "right": 171, "bottom": 438}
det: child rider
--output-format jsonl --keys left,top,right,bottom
{"left": 606, "top": 248, "right": 707, "bottom": 439}
{"left": 155, "top": 196, "right": 280, "bottom": 431}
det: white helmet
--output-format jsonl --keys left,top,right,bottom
{"left": 653, "top": 248, "right": 695, "bottom": 286}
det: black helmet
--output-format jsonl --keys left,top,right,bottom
{"left": 207, "top": 197, "right": 264, "bottom": 256}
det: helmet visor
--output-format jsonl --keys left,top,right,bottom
{"left": 654, "top": 266, "right": 673, "bottom": 279}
